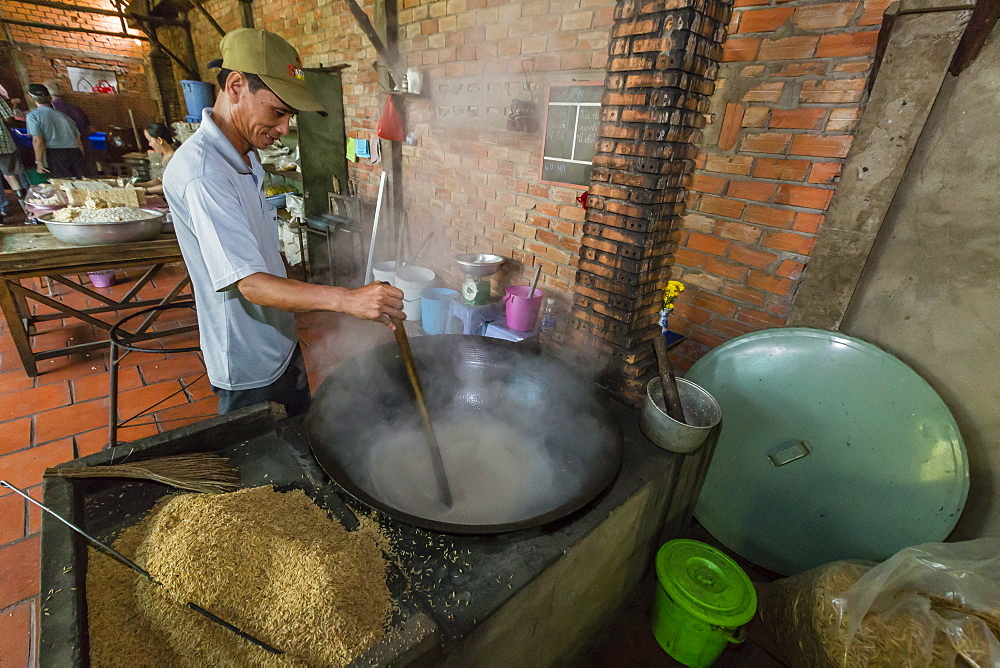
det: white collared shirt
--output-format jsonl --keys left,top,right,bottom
{"left": 163, "top": 108, "right": 296, "bottom": 390}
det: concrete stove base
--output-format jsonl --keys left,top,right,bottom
{"left": 40, "top": 399, "right": 718, "bottom": 666}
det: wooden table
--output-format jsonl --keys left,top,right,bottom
{"left": 0, "top": 227, "right": 194, "bottom": 377}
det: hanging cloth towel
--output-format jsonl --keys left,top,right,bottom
{"left": 346, "top": 137, "right": 358, "bottom": 162}
{"left": 355, "top": 139, "right": 370, "bottom": 159}
{"left": 370, "top": 135, "right": 382, "bottom": 165}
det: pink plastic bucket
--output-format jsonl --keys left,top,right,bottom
{"left": 88, "top": 271, "right": 116, "bottom": 288}
{"left": 503, "top": 285, "right": 543, "bottom": 331}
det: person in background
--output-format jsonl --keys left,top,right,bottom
{"left": 43, "top": 81, "right": 93, "bottom": 176}
{"left": 163, "top": 28, "right": 404, "bottom": 417}
{"left": 0, "top": 94, "right": 27, "bottom": 224}
{"left": 135, "top": 123, "right": 175, "bottom": 196}
{"left": 26, "top": 84, "right": 83, "bottom": 178}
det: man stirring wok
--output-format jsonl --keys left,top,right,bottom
{"left": 164, "top": 29, "right": 404, "bottom": 417}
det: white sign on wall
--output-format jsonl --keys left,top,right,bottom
{"left": 66, "top": 67, "right": 119, "bottom": 93}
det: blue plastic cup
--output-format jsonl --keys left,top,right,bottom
{"left": 421, "top": 288, "right": 458, "bottom": 335}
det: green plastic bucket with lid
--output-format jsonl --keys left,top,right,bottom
{"left": 651, "top": 539, "right": 757, "bottom": 667}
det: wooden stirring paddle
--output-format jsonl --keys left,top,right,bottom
{"left": 390, "top": 317, "right": 454, "bottom": 507}
{"left": 652, "top": 334, "right": 687, "bottom": 424}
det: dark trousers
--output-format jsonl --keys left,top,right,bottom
{"left": 212, "top": 345, "right": 312, "bottom": 417}
{"left": 47, "top": 148, "right": 84, "bottom": 178}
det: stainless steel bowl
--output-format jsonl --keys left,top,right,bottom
{"left": 454, "top": 252, "right": 504, "bottom": 277}
{"left": 40, "top": 209, "right": 165, "bottom": 246}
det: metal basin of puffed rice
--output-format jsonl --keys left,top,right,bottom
{"left": 40, "top": 209, "right": 165, "bottom": 246}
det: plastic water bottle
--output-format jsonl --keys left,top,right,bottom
{"left": 539, "top": 298, "right": 556, "bottom": 345}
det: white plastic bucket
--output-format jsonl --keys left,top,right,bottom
{"left": 372, "top": 260, "right": 397, "bottom": 285}
{"left": 395, "top": 265, "right": 436, "bottom": 321}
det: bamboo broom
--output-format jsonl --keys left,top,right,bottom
{"left": 44, "top": 453, "right": 240, "bottom": 494}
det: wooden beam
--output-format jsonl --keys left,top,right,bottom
{"left": 188, "top": 0, "right": 225, "bottom": 36}
{"left": 950, "top": 0, "right": 1000, "bottom": 75}
{"left": 372, "top": 0, "right": 405, "bottom": 266}
{"left": 238, "top": 0, "right": 254, "bottom": 28}
{"left": 13, "top": 0, "right": 187, "bottom": 26}
{"left": 142, "top": 23, "right": 198, "bottom": 79}
{"left": 343, "top": 0, "right": 395, "bottom": 67}
{"left": 0, "top": 18, "right": 149, "bottom": 40}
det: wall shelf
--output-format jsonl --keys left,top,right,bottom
{"left": 263, "top": 165, "right": 302, "bottom": 182}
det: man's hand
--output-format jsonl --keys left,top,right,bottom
{"left": 341, "top": 282, "right": 405, "bottom": 328}
{"left": 235, "top": 273, "right": 405, "bottom": 328}
{"left": 37, "top": 164, "right": 49, "bottom": 174}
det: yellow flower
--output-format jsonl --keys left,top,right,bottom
{"left": 662, "top": 281, "right": 685, "bottom": 310}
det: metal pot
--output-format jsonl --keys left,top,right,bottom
{"left": 304, "top": 335, "right": 623, "bottom": 534}
{"left": 40, "top": 210, "right": 164, "bottom": 246}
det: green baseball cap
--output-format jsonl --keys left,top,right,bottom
{"left": 213, "top": 28, "right": 325, "bottom": 113}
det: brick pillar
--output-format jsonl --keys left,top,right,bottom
{"left": 571, "top": 0, "right": 732, "bottom": 405}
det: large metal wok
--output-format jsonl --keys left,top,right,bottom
{"left": 305, "top": 335, "right": 623, "bottom": 534}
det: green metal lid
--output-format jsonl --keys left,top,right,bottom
{"left": 687, "top": 328, "right": 969, "bottom": 576}
{"left": 655, "top": 539, "right": 757, "bottom": 628}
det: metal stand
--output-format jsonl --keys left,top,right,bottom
{"left": 107, "top": 300, "right": 205, "bottom": 448}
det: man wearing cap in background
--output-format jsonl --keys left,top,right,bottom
{"left": 43, "top": 81, "right": 92, "bottom": 175}
{"left": 163, "top": 28, "right": 404, "bottom": 417}
{"left": 25, "top": 84, "right": 84, "bottom": 178}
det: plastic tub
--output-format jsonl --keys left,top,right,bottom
{"left": 651, "top": 539, "right": 756, "bottom": 667}
{"left": 395, "top": 266, "right": 435, "bottom": 321}
{"left": 421, "top": 288, "right": 457, "bottom": 335}
{"left": 180, "top": 80, "right": 215, "bottom": 117}
{"left": 87, "top": 132, "right": 107, "bottom": 150}
{"left": 503, "top": 285, "right": 542, "bottom": 331}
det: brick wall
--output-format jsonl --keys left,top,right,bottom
{"left": 248, "top": 0, "right": 617, "bottom": 315}
{"left": 1, "top": 0, "right": 146, "bottom": 58}
{"left": 669, "top": 0, "right": 889, "bottom": 371}
{"left": 13, "top": 43, "right": 148, "bottom": 97}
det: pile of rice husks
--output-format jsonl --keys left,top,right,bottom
{"left": 87, "top": 486, "right": 392, "bottom": 667}
{"left": 758, "top": 561, "right": 995, "bottom": 667}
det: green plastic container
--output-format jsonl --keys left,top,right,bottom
{"left": 651, "top": 539, "right": 757, "bottom": 667}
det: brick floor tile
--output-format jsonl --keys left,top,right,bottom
{"left": 0, "top": 383, "right": 71, "bottom": 423}
{"left": 182, "top": 374, "right": 215, "bottom": 401}
{"left": 34, "top": 400, "right": 109, "bottom": 445}
{"left": 157, "top": 330, "right": 200, "bottom": 351}
{"left": 0, "top": 371, "right": 34, "bottom": 395}
{"left": 32, "top": 318, "right": 65, "bottom": 332}
{"left": 114, "top": 350, "right": 169, "bottom": 369}
{"left": 72, "top": 366, "right": 141, "bottom": 403}
{"left": 140, "top": 354, "right": 205, "bottom": 386}
{"left": 73, "top": 428, "right": 109, "bottom": 458}
{"left": 117, "top": 382, "right": 188, "bottom": 423}
{"left": 0, "top": 440, "right": 74, "bottom": 493}
{"left": 29, "top": 327, "right": 76, "bottom": 352}
{"left": 0, "top": 535, "right": 39, "bottom": 610}
{"left": 0, "top": 599, "right": 32, "bottom": 668}
{"left": 75, "top": 421, "right": 161, "bottom": 456}
{"left": 33, "top": 354, "right": 107, "bottom": 386}
{"left": 0, "top": 354, "right": 28, "bottom": 374}
{"left": 155, "top": 397, "right": 219, "bottom": 433}
{"left": 26, "top": 485, "right": 42, "bottom": 536}
{"left": 117, "top": 422, "right": 162, "bottom": 443}
{"left": 0, "top": 492, "right": 25, "bottom": 545}
{"left": 0, "top": 417, "right": 31, "bottom": 457}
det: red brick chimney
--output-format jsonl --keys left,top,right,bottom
{"left": 571, "top": 0, "right": 733, "bottom": 404}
